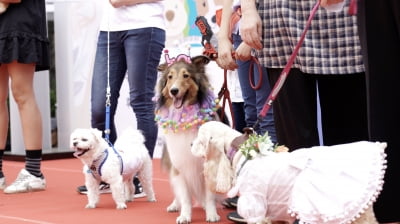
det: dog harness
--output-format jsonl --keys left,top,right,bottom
{"left": 87, "top": 143, "right": 123, "bottom": 181}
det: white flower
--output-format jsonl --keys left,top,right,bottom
{"left": 249, "top": 149, "right": 258, "bottom": 159}
{"left": 259, "top": 139, "right": 274, "bottom": 155}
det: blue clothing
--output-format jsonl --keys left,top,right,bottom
{"left": 232, "top": 34, "right": 276, "bottom": 142}
{"left": 91, "top": 28, "right": 165, "bottom": 157}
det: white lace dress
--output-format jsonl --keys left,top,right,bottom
{"left": 228, "top": 141, "right": 387, "bottom": 224}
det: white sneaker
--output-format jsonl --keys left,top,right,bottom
{"left": 3, "top": 169, "right": 46, "bottom": 194}
{"left": 0, "top": 177, "right": 6, "bottom": 190}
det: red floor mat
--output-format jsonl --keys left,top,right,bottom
{"left": 0, "top": 158, "right": 234, "bottom": 224}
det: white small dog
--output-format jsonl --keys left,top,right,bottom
{"left": 70, "top": 127, "right": 156, "bottom": 209}
{"left": 192, "top": 121, "right": 387, "bottom": 224}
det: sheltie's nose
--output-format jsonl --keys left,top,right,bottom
{"left": 170, "top": 88, "right": 179, "bottom": 96}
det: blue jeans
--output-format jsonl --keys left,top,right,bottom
{"left": 91, "top": 27, "right": 165, "bottom": 157}
{"left": 232, "top": 33, "right": 276, "bottom": 142}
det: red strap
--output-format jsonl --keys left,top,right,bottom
{"left": 348, "top": 0, "right": 357, "bottom": 15}
{"left": 258, "top": 1, "right": 320, "bottom": 119}
{"left": 218, "top": 69, "right": 236, "bottom": 129}
{"left": 248, "top": 56, "right": 263, "bottom": 90}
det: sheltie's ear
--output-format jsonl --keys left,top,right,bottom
{"left": 157, "top": 62, "right": 169, "bottom": 72}
{"left": 191, "top": 55, "right": 210, "bottom": 66}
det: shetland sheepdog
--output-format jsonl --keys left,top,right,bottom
{"left": 155, "top": 55, "right": 222, "bottom": 223}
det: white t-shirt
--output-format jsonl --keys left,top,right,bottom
{"left": 100, "top": 1, "right": 165, "bottom": 31}
{"left": 232, "top": 0, "right": 241, "bottom": 34}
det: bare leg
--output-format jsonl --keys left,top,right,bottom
{"left": 0, "top": 64, "right": 9, "bottom": 149}
{"left": 7, "top": 61, "right": 42, "bottom": 150}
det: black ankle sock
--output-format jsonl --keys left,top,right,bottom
{"left": 25, "top": 149, "right": 43, "bottom": 178}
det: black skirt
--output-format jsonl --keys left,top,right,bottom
{"left": 0, "top": 0, "right": 50, "bottom": 71}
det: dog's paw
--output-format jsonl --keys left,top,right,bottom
{"left": 147, "top": 194, "right": 156, "bottom": 202}
{"left": 167, "top": 200, "right": 180, "bottom": 212}
{"left": 206, "top": 213, "right": 220, "bottom": 222}
{"left": 116, "top": 203, "right": 127, "bottom": 210}
{"left": 176, "top": 215, "right": 191, "bottom": 224}
{"left": 85, "top": 203, "right": 96, "bottom": 209}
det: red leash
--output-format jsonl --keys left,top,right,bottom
{"left": 218, "top": 69, "right": 236, "bottom": 128}
{"left": 253, "top": 1, "right": 321, "bottom": 129}
{"left": 249, "top": 56, "right": 263, "bottom": 90}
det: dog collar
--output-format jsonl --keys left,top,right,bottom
{"left": 155, "top": 91, "right": 219, "bottom": 133}
{"left": 227, "top": 147, "right": 237, "bottom": 161}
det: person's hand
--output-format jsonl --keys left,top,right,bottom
{"left": 239, "top": 5, "right": 262, "bottom": 50}
{"left": 235, "top": 42, "right": 252, "bottom": 61}
{"left": 216, "top": 37, "right": 237, "bottom": 70}
{"left": 320, "top": 0, "right": 344, "bottom": 7}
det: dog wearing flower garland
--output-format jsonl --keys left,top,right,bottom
{"left": 155, "top": 54, "right": 222, "bottom": 223}
{"left": 191, "top": 121, "right": 387, "bottom": 224}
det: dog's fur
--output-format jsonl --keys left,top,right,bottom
{"left": 156, "top": 55, "right": 221, "bottom": 223}
{"left": 70, "top": 127, "right": 156, "bottom": 209}
{"left": 192, "top": 121, "right": 384, "bottom": 224}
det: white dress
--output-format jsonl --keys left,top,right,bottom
{"left": 228, "top": 141, "right": 387, "bottom": 224}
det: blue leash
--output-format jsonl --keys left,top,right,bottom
{"left": 102, "top": 25, "right": 123, "bottom": 175}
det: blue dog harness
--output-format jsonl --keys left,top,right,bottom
{"left": 87, "top": 140, "right": 124, "bottom": 181}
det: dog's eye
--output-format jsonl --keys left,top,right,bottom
{"left": 82, "top": 138, "right": 88, "bottom": 142}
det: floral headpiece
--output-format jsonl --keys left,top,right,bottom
{"left": 239, "top": 132, "right": 288, "bottom": 160}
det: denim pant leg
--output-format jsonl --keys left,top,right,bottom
{"left": 124, "top": 28, "right": 165, "bottom": 157}
{"left": 91, "top": 31, "right": 127, "bottom": 144}
{"left": 232, "top": 34, "right": 276, "bottom": 142}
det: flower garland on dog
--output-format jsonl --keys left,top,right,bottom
{"left": 239, "top": 132, "right": 289, "bottom": 160}
{"left": 155, "top": 91, "right": 220, "bottom": 133}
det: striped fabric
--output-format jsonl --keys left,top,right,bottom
{"left": 256, "top": 0, "right": 364, "bottom": 74}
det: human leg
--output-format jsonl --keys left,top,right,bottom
{"left": 317, "top": 73, "right": 368, "bottom": 146}
{"left": 253, "top": 65, "right": 276, "bottom": 141}
{"left": 124, "top": 27, "right": 165, "bottom": 157}
{"left": 267, "top": 68, "right": 319, "bottom": 150}
{"left": 0, "top": 64, "right": 9, "bottom": 151}
{"left": 231, "top": 102, "right": 246, "bottom": 133}
{"left": 91, "top": 31, "right": 127, "bottom": 144}
{"left": 0, "top": 66, "right": 7, "bottom": 188}
{"left": 3, "top": 61, "right": 45, "bottom": 193}
{"left": 233, "top": 34, "right": 257, "bottom": 129}
{"left": 358, "top": 0, "right": 400, "bottom": 222}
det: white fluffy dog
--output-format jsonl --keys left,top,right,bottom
{"left": 192, "top": 121, "right": 387, "bottom": 224}
{"left": 70, "top": 128, "right": 156, "bottom": 209}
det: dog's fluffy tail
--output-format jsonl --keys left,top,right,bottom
{"left": 114, "top": 127, "right": 146, "bottom": 153}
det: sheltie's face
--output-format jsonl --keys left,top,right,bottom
{"left": 157, "top": 55, "right": 211, "bottom": 108}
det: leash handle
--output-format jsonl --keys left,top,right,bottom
{"left": 248, "top": 56, "right": 263, "bottom": 90}
{"left": 257, "top": 1, "right": 320, "bottom": 122}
